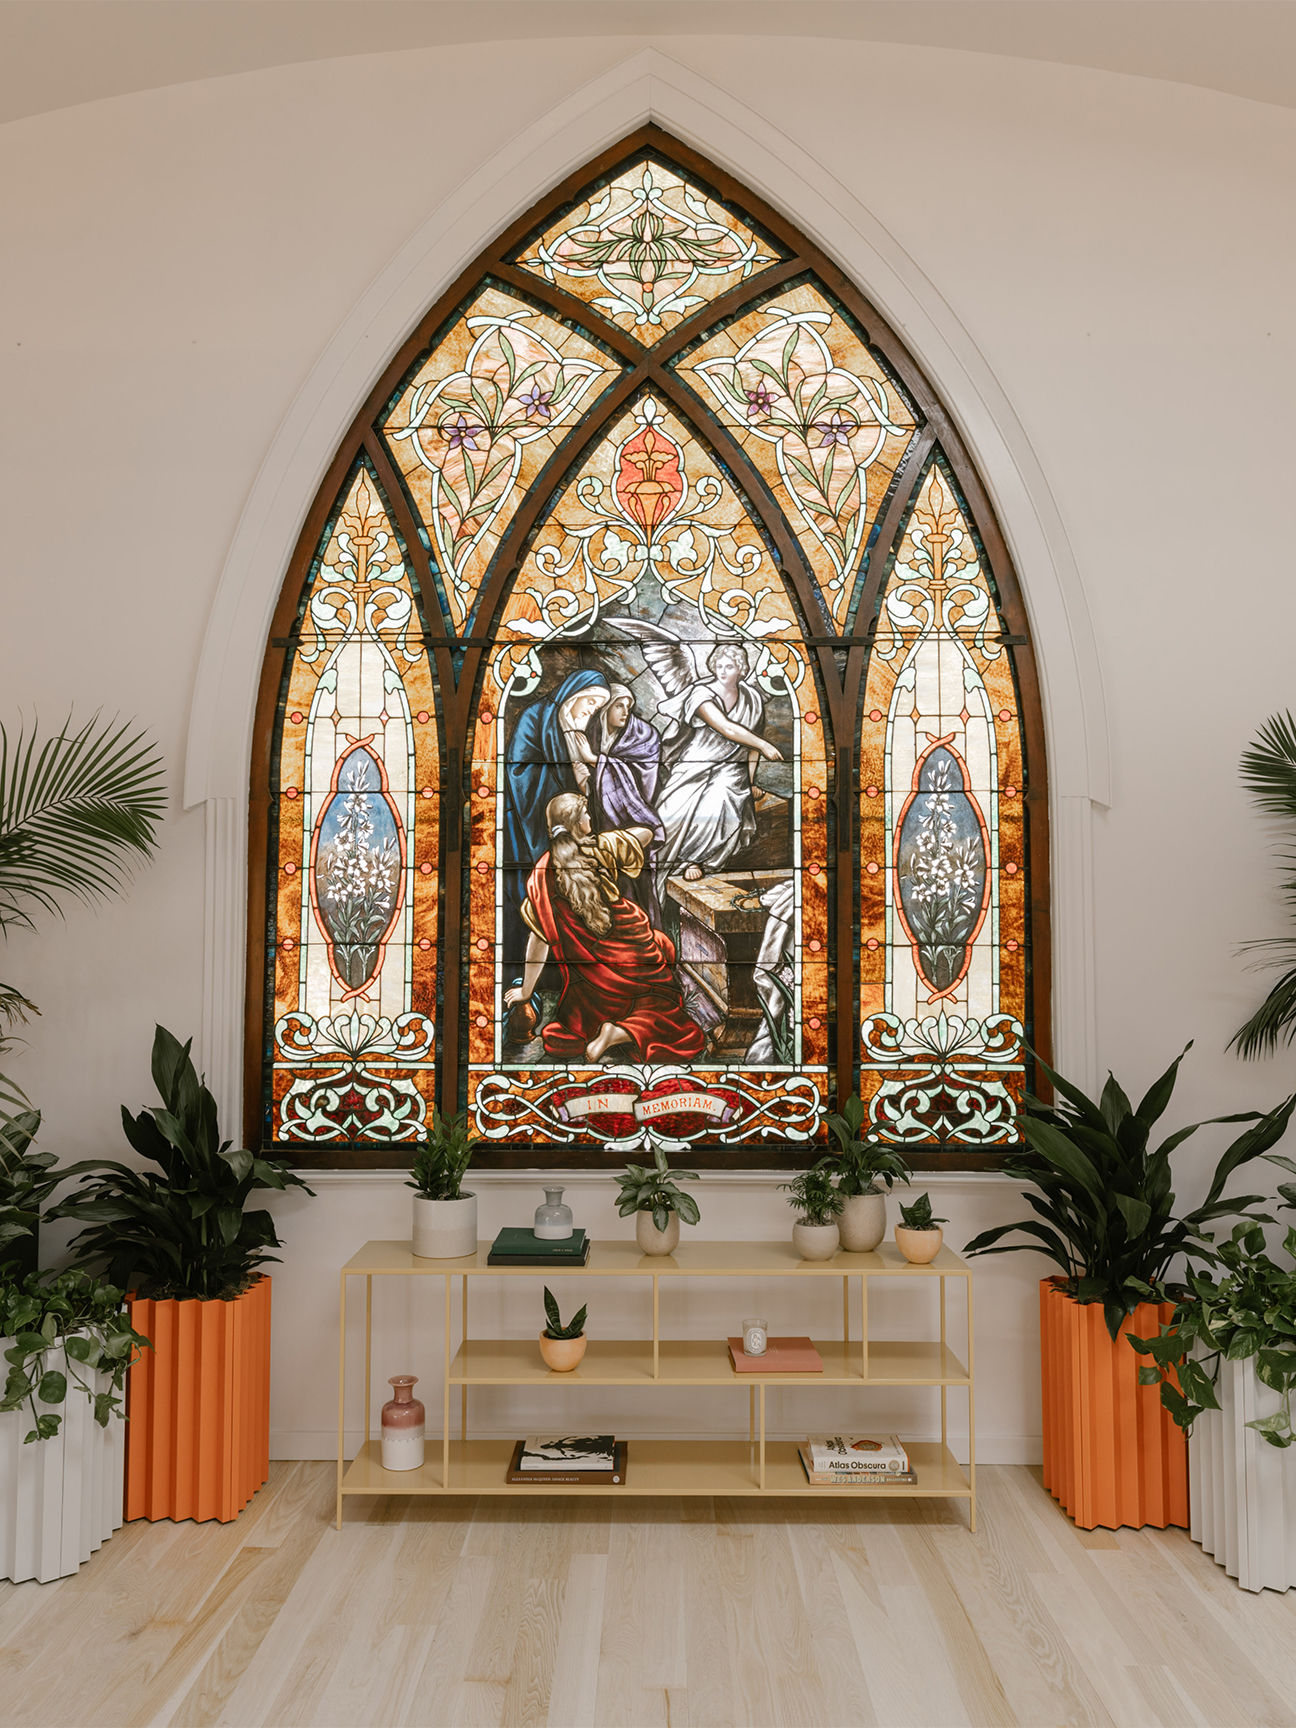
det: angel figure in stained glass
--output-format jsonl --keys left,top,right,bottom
{"left": 611, "top": 622, "right": 783, "bottom": 897}
{"left": 504, "top": 793, "right": 705, "bottom": 1064}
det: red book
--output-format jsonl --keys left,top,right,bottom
{"left": 727, "top": 1336, "right": 823, "bottom": 1373}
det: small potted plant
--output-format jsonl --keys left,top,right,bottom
{"left": 825, "top": 1093, "right": 912, "bottom": 1253}
{"left": 538, "top": 1286, "right": 588, "bottom": 1372}
{"left": 49, "top": 1025, "right": 314, "bottom": 1524}
{"left": 0, "top": 1267, "right": 148, "bottom": 1582}
{"left": 407, "top": 1109, "right": 481, "bottom": 1259}
{"left": 0, "top": 1098, "right": 58, "bottom": 1279}
{"left": 894, "top": 1192, "right": 947, "bottom": 1264}
{"left": 965, "top": 1042, "right": 1296, "bottom": 1532}
{"left": 615, "top": 1147, "right": 700, "bottom": 1255}
{"left": 781, "top": 1160, "right": 843, "bottom": 1261}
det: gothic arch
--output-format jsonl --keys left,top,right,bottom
{"left": 244, "top": 124, "right": 1050, "bottom": 1168}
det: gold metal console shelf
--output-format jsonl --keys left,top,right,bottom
{"left": 336, "top": 1239, "right": 976, "bottom": 1529}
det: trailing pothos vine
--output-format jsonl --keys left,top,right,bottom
{"left": 1, "top": 1270, "right": 148, "bottom": 1443}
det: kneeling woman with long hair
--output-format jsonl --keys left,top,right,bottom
{"left": 503, "top": 792, "right": 705, "bottom": 1064}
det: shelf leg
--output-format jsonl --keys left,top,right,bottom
{"left": 860, "top": 1274, "right": 868, "bottom": 1381}
{"left": 749, "top": 1384, "right": 755, "bottom": 1447}
{"left": 364, "top": 1275, "right": 372, "bottom": 1454}
{"left": 653, "top": 1276, "right": 659, "bottom": 1380}
{"left": 940, "top": 1274, "right": 948, "bottom": 1454}
{"left": 461, "top": 1274, "right": 468, "bottom": 1444}
{"left": 443, "top": 1274, "right": 451, "bottom": 1492}
{"left": 336, "top": 1272, "right": 347, "bottom": 1531}
{"left": 967, "top": 1272, "right": 977, "bottom": 1535}
{"left": 843, "top": 1275, "right": 849, "bottom": 1347}
{"left": 759, "top": 1384, "right": 766, "bottom": 1491}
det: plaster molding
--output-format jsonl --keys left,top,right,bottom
{"left": 187, "top": 46, "right": 1107, "bottom": 1100}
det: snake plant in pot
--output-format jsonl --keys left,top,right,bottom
{"left": 50, "top": 1026, "right": 314, "bottom": 1523}
{"left": 965, "top": 1042, "right": 1296, "bottom": 1530}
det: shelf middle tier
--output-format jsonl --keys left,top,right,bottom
{"left": 447, "top": 1337, "right": 969, "bottom": 1386}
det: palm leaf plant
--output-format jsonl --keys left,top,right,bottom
{"left": 824, "top": 1093, "right": 911, "bottom": 1195}
{"left": 614, "top": 1147, "right": 700, "bottom": 1234}
{"left": 964, "top": 1043, "right": 1296, "bottom": 1338}
{"left": 1231, "top": 711, "right": 1296, "bottom": 1057}
{"left": 49, "top": 1026, "right": 314, "bottom": 1301}
{"left": 780, "top": 1160, "right": 843, "bottom": 1228}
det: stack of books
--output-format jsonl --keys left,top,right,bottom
{"left": 506, "top": 1435, "right": 627, "bottom": 1484}
{"left": 488, "top": 1228, "right": 590, "bottom": 1267}
{"left": 798, "top": 1434, "right": 916, "bottom": 1486}
{"left": 726, "top": 1336, "right": 824, "bottom": 1373}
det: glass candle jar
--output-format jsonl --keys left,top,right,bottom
{"left": 742, "top": 1319, "right": 768, "bottom": 1357}
{"left": 380, "top": 1375, "right": 425, "bottom": 1472}
{"left": 534, "top": 1186, "right": 574, "bottom": 1240}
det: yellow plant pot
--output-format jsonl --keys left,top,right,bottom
{"left": 538, "top": 1332, "right": 587, "bottom": 1372}
{"left": 895, "top": 1225, "right": 943, "bottom": 1264}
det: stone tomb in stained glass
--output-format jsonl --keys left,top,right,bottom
{"left": 467, "top": 394, "right": 831, "bottom": 1153}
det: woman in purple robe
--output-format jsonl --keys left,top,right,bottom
{"left": 587, "top": 684, "right": 665, "bottom": 930}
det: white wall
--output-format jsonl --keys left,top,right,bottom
{"left": 5, "top": 33, "right": 1296, "bottom": 1467}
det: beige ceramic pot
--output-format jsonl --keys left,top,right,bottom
{"left": 838, "top": 1190, "right": 886, "bottom": 1253}
{"left": 895, "top": 1225, "right": 943, "bottom": 1265}
{"left": 538, "top": 1332, "right": 587, "bottom": 1372}
{"left": 792, "top": 1222, "right": 840, "bottom": 1261}
{"left": 636, "top": 1210, "right": 680, "bottom": 1256}
{"left": 412, "top": 1192, "right": 477, "bottom": 1259}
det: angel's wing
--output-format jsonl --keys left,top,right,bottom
{"left": 605, "top": 616, "right": 706, "bottom": 698}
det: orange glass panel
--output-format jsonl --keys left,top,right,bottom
{"left": 268, "top": 464, "right": 439, "bottom": 1146}
{"left": 512, "top": 157, "right": 785, "bottom": 342}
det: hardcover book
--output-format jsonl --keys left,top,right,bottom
{"left": 805, "top": 1435, "right": 911, "bottom": 1472}
{"left": 798, "top": 1447, "right": 918, "bottom": 1486}
{"left": 507, "top": 1437, "right": 626, "bottom": 1484}
{"left": 488, "top": 1229, "right": 590, "bottom": 1266}
{"left": 726, "top": 1337, "right": 824, "bottom": 1373}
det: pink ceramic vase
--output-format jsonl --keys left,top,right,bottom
{"left": 381, "top": 1375, "right": 425, "bottom": 1471}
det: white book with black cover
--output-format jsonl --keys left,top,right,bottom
{"left": 518, "top": 1434, "right": 617, "bottom": 1472}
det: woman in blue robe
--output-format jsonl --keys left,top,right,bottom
{"left": 502, "top": 669, "right": 610, "bottom": 989}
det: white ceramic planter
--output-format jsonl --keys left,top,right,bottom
{"left": 838, "top": 1190, "right": 886, "bottom": 1253}
{"left": 0, "top": 1340, "right": 124, "bottom": 1584}
{"left": 412, "top": 1192, "right": 478, "bottom": 1259}
{"left": 1190, "top": 1356, "right": 1296, "bottom": 1592}
{"left": 635, "top": 1210, "right": 680, "bottom": 1256}
{"left": 792, "top": 1222, "right": 840, "bottom": 1261}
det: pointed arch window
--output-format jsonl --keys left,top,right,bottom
{"left": 249, "top": 130, "right": 1049, "bottom": 1169}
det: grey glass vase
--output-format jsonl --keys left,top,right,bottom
{"left": 534, "top": 1186, "right": 574, "bottom": 1240}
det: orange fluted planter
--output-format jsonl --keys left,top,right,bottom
{"left": 1039, "top": 1277, "right": 1187, "bottom": 1531}
{"left": 124, "top": 1275, "right": 271, "bottom": 1523}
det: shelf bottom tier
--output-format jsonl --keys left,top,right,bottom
{"left": 340, "top": 1438, "right": 971, "bottom": 1498}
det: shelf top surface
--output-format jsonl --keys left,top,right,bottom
{"left": 341, "top": 1238, "right": 971, "bottom": 1276}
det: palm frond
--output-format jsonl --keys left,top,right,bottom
{"left": 1230, "top": 965, "right": 1296, "bottom": 1059}
{"left": 0, "top": 714, "right": 166, "bottom": 934}
{"left": 1239, "top": 712, "right": 1296, "bottom": 821}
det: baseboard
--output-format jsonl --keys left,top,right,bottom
{"left": 272, "top": 1431, "right": 1043, "bottom": 1467}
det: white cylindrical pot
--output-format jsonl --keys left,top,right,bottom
{"left": 412, "top": 1192, "right": 478, "bottom": 1259}
{"left": 0, "top": 1339, "right": 124, "bottom": 1584}
{"left": 792, "top": 1222, "right": 840, "bottom": 1262}
{"left": 636, "top": 1210, "right": 680, "bottom": 1256}
{"left": 838, "top": 1190, "right": 886, "bottom": 1253}
{"left": 1191, "top": 1355, "right": 1296, "bottom": 1593}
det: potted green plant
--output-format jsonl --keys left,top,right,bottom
{"left": 0, "top": 1102, "right": 57, "bottom": 1280}
{"left": 825, "top": 1093, "right": 912, "bottom": 1252}
{"left": 780, "top": 1160, "right": 843, "bottom": 1261}
{"left": 614, "top": 1147, "right": 700, "bottom": 1256}
{"left": 0, "top": 1268, "right": 148, "bottom": 1582}
{"left": 895, "top": 1192, "right": 947, "bottom": 1264}
{"left": 538, "top": 1286, "right": 588, "bottom": 1372}
{"left": 964, "top": 1043, "right": 1296, "bottom": 1530}
{"left": 406, "top": 1109, "right": 481, "bottom": 1259}
{"left": 48, "top": 1025, "right": 314, "bottom": 1523}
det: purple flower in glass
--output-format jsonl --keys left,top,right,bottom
{"left": 444, "top": 412, "right": 485, "bottom": 452}
{"left": 815, "top": 409, "right": 857, "bottom": 447}
{"left": 745, "top": 383, "right": 777, "bottom": 420}
{"left": 517, "top": 383, "right": 554, "bottom": 422}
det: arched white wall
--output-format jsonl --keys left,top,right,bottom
{"left": 184, "top": 47, "right": 1110, "bottom": 1130}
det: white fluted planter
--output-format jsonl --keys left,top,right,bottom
{"left": 0, "top": 1341, "right": 124, "bottom": 1583}
{"left": 1190, "top": 1356, "right": 1296, "bottom": 1593}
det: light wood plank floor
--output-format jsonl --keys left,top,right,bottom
{"left": 2, "top": 1463, "right": 1294, "bottom": 1728}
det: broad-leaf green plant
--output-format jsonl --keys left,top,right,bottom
{"left": 0, "top": 1107, "right": 56, "bottom": 1275}
{"left": 898, "top": 1192, "right": 946, "bottom": 1231}
{"left": 50, "top": 1026, "right": 314, "bottom": 1301}
{"left": 780, "top": 1160, "right": 844, "bottom": 1228}
{"left": 964, "top": 1044, "right": 1296, "bottom": 1338}
{"left": 542, "top": 1287, "right": 587, "bottom": 1341}
{"left": 614, "top": 1147, "right": 700, "bottom": 1235}
{"left": 824, "top": 1093, "right": 911, "bottom": 1195}
{"left": 1, "top": 1269, "right": 148, "bottom": 1443}
{"left": 405, "top": 1109, "right": 479, "bottom": 1201}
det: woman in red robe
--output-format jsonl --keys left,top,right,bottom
{"left": 503, "top": 793, "right": 705, "bottom": 1064}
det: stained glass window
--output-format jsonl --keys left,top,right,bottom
{"left": 253, "top": 132, "right": 1046, "bottom": 1168}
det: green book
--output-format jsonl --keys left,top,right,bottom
{"left": 489, "top": 1228, "right": 588, "bottom": 1263}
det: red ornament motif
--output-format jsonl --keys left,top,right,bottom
{"left": 614, "top": 419, "right": 684, "bottom": 537}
